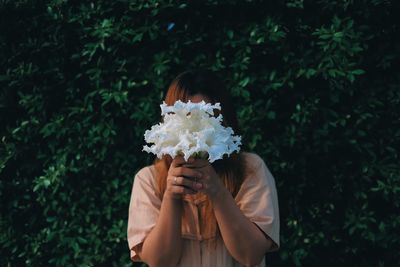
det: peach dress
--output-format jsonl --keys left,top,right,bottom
{"left": 127, "top": 152, "right": 280, "bottom": 267}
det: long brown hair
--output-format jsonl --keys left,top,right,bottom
{"left": 154, "top": 69, "right": 246, "bottom": 237}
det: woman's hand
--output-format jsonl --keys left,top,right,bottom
{"left": 165, "top": 156, "right": 204, "bottom": 199}
{"left": 186, "top": 158, "right": 225, "bottom": 199}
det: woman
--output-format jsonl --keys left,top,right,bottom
{"left": 127, "top": 69, "right": 280, "bottom": 267}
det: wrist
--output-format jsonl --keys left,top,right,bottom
{"left": 163, "top": 190, "right": 184, "bottom": 202}
{"left": 209, "top": 182, "right": 229, "bottom": 204}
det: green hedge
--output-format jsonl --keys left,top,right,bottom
{"left": 1, "top": 1, "right": 399, "bottom": 266}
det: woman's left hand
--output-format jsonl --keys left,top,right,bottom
{"left": 185, "top": 158, "right": 224, "bottom": 199}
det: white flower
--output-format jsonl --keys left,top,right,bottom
{"left": 143, "top": 100, "right": 241, "bottom": 162}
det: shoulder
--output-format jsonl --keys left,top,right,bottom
{"left": 240, "top": 151, "right": 266, "bottom": 171}
{"left": 239, "top": 152, "right": 275, "bottom": 186}
{"left": 135, "top": 165, "right": 157, "bottom": 179}
{"left": 241, "top": 151, "right": 264, "bottom": 164}
{"left": 134, "top": 165, "right": 158, "bottom": 188}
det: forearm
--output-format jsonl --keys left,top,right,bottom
{"left": 139, "top": 195, "right": 183, "bottom": 267}
{"left": 210, "top": 188, "right": 272, "bottom": 267}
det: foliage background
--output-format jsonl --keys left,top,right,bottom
{"left": 1, "top": 0, "right": 399, "bottom": 266}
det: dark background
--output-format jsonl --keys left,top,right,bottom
{"left": 1, "top": 0, "right": 399, "bottom": 266}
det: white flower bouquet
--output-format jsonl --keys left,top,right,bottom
{"left": 143, "top": 100, "right": 241, "bottom": 163}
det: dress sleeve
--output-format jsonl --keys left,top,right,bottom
{"left": 235, "top": 153, "right": 280, "bottom": 251}
{"left": 127, "top": 166, "right": 161, "bottom": 261}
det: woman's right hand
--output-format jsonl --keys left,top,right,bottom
{"left": 165, "top": 156, "right": 204, "bottom": 199}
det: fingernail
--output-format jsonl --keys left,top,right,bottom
{"left": 196, "top": 183, "right": 203, "bottom": 189}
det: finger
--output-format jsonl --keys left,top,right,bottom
{"left": 172, "top": 176, "right": 203, "bottom": 191}
{"left": 170, "top": 184, "right": 198, "bottom": 195}
{"left": 170, "top": 166, "right": 203, "bottom": 180}
{"left": 182, "top": 158, "right": 209, "bottom": 168}
{"left": 171, "top": 156, "right": 186, "bottom": 168}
